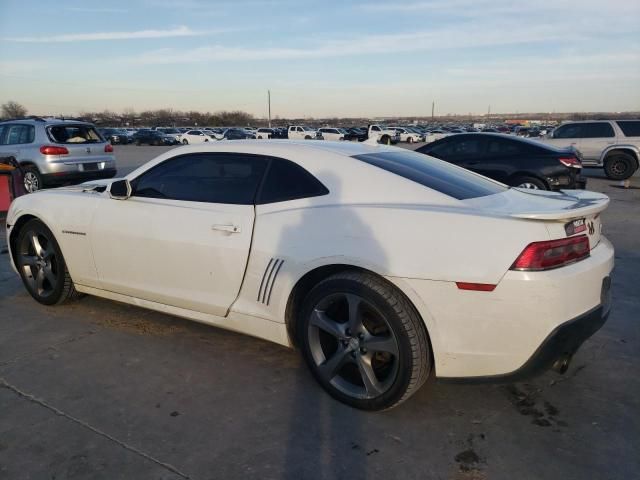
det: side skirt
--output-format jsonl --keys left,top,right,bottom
{"left": 75, "top": 284, "right": 292, "bottom": 347}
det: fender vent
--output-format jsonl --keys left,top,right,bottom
{"left": 257, "top": 258, "right": 284, "bottom": 305}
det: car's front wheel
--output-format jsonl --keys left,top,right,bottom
{"left": 23, "top": 166, "right": 42, "bottom": 193}
{"left": 182, "top": 139, "right": 189, "bottom": 145}
{"left": 15, "top": 219, "right": 80, "bottom": 305}
{"left": 299, "top": 271, "right": 431, "bottom": 410}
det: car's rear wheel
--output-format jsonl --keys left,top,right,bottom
{"left": 23, "top": 166, "right": 42, "bottom": 193}
{"left": 511, "top": 175, "right": 547, "bottom": 190}
{"left": 604, "top": 153, "right": 636, "bottom": 180}
{"left": 15, "top": 219, "right": 80, "bottom": 305}
{"left": 299, "top": 271, "right": 431, "bottom": 410}
{"left": 305, "top": 135, "right": 312, "bottom": 140}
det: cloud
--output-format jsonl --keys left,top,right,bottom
{"left": 4, "top": 26, "right": 206, "bottom": 43}
{"left": 66, "top": 7, "right": 129, "bottom": 13}
{"left": 126, "top": 22, "right": 578, "bottom": 64}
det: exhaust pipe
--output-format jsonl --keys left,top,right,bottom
{"left": 552, "top": 355, "right": 572, "bottom": 374}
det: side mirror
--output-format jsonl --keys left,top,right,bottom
{"left": 109, "top": 179, "right": 132, "bottom": 200}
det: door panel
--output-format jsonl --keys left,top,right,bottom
{"left": 91, "top": 197, "right": 254, "bottom": 316}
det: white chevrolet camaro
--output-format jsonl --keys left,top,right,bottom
{"left": 5, "top": 141, "right": 614, "bottom": 410}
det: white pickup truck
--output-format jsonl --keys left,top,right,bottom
{"left": 366, "top": 124, "right": 401, "bottom": 145}
{"left": 539, "top": 120, "right": 640, "bottom": 180}
{"left": 288, "top": 125, "right": 319, "bottom": 140}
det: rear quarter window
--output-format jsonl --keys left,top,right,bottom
{"left": 352, "top": 150, "right": 507, "bottom": 200}
{"left": 616, "top": 121, "right": 640, "bottom": 137}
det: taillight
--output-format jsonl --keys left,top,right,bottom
{"left": 559, "top": 156, "right": 581, "bottom": 168}
{"left": 511, "top": 235, "right": 590, "bottom": 271}
{"left": 104, "top": 144, "right": 114, "bottom": 153}
{"left": 39, "top": 145, "right": 69, "bottom": 155}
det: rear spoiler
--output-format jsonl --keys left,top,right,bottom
{"left": 508, "top": 190, "right": 609, "bottom": 221}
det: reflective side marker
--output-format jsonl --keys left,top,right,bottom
{"left": 456, "top": 282, "right": 497, "bottom": 292}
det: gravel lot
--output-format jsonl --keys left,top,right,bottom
{"left": 1, "top": 144, "right": 639, "bottom": 480}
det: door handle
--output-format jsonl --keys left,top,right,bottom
{"left": 212, "top": 224, "right": 241, "bottom": 233}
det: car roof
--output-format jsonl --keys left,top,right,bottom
{"left": 0, "top": 117, "right": 94, "bottom": 127}
{"left": 430, "top": 132, "right": 569, "bottom": 152}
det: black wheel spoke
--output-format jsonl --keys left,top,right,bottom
{"left": 43, "top": 266, "right": 56, "bottom": 286}
{"left": 35, "top": 268, "right": 45, "bottom": 293}
{"left": 363, "top": 335, "right": 399, "bottom": 357}
{"left": 310, "top": 309, "right": 346, "bottom": 340}
{"left": 21, "top": 255, "right": 38, "bottom": 268}
{"left": 318, "top": 346, "right": 350, "bottom": 381}
{"left": 29, "top": 233, "right": 45, "bottom": 258}
{"left": 345, "top": 293, "right": 362, "bottom": 333}
{"left": 356, "top": 355, "right": 383, "bottom": 396}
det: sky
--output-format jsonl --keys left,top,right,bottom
{"left": 0, "top": 0, "right": 639, "bottom": 118}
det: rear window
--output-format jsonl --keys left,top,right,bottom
{"left": 48, "top": 124, "right": 102, "bottom": 144}
{"left": 616, "top": 121, "right": 640, "bottom": 137}
{"left": 352, "top": 150, "right": 507, "bottom": 200}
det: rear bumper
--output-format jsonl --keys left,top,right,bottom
{"left": 42, "top": 168, "right": 117, "bottom": 186}
{"left": 439, "top": 302, "right": 609, "bottom": 383}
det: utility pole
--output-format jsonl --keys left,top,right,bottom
{"left": 487, "top": 105, "right": 491, "bottom": 117}
{"left": 431, "top": 101, "right": 434, "bottom": 119}
{"left": 268, "top": 90, "right": 272, "bottom": 128}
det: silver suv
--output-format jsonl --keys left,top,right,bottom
{"left": 0, "top": 117, "right": 117, "bottom": 192}
{"left": 540, "top": 120, "right": 640, "bottom": 180}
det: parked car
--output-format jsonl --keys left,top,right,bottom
{"left": 389, "top": 127, "right": 422, "bottom": 143}
{"left": 132, "top": 129, "right": 174, "bottom": 146}
{"left": 177, "top": 130, "right": 212, "bottom": 145}
{"left": 417, "top": 133, "right": 586, "bottom": 190}
{"left": 6, "top": 142, "right": 613, "bottom": 410}
{"left": 222, "top": 128, "right": 255, "bottom": 140}
{"left": 256, "top": 128, "right": 274, "bottom": 139}
{"left": 345, "top": 127, "right": 368, "bottom": 142}
{"left": 0, "top": 117, "right": 116, "bottom": 193}
{"left": 157, "top": 128, "right": 183, "bottom": 143}
{"left": 99, "top": 128, "right": 130, "bottom": 145}
{"left": 539, "top": 120, "right": 640, "bottom": 180}
{"left": 317, "top": 128, "right": 346, "bottom": 141}
{"left": 287, "top": 125, "right": 320, "bottom": 140}
{"left": 366, "top": 125, "right": 400, "bottom": 145}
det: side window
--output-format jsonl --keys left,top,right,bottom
{"left": 372, "top": 126, "right": 381, "bottom": 132}
{"left": 487, "top": 139, "right": 522, "bottom": 156}
{"left": 257, "top": 157, "right": 329, "bottom": 204}
{"left": 0, "top": 125, "right": 6, "bottom": 145}
{"left": 581, "top": 122, "right": 615, "bottom": 138}
{"left": 450, "top": 138, "right": 482, "bottom": 156}
{"left": 297, "top": 127, "right": 303, "bottom": 132}
{"left": 6, "top": 125, "right": 35, "bottom": 145}
{"left": 553, "top": 124, "right": 583, "bottom": 139}
{"left": 423, "top": 140, "right": 453, "bottom": 157}
{"left": 131, "top": 153, "right": 267, "bottom": 205}
{"left": 616, "top": 121, "right": 640, "bottom": 137}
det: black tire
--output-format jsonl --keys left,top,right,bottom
{"left": 380, "top": 135, "right": 391, "bottom": 145}
{"left": 182, "top": 139, "right": 189, "bottom": 145}
{"left": 136, "top": 140, "right": 141, "bottom": 146}
{"left": 510, "top": 175, "right": 547, "bottom": 190}
{"left": 15, "top": 219, "right": 81, "bottom": 306}
{"left": 407, "top": 137, "right": 414, "bottom": 144}
{"left": 305, "top": 135, "right": 312, "bottom": 140}
{"left": 604, "top": 152, "right": 636, "bottom": 180}
{"left": 22, "top": 165, "right": 43, "bottom": 193}
{"left": 298, "top": 271, "right": 431, "bottom": 411}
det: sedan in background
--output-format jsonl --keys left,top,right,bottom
{"left": 99, "top": 128, "right": 130, "bottom": 145}
{"left": 177, "top": 130, "right": 212, "bottom": 145}
{"left": 417, "top": 133, "right": 586, "bottom": 190}
{"left": 222, "top": 128, "right": 256, "bottom": 140}
{"left": 132, "top": 129, "right": 174, "bottom": 146}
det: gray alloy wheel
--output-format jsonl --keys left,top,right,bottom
{"left": 15, "top": 219, "right": 80, "bottom": 305}
{"left": 300, "top": 271, "right": 431, "bottom": 410}
{"left": 517, "top": 181, "right": 540, "bottom": 189}
{"left": 23, "top": 168, "right": 41, "bottom": 193}
{"left": 307, "top": 292, "right": 400, "bottom": 400}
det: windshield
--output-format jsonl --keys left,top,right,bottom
{"left": 48, "top": 125, "right": 102, "bottom": 144}
{"left": 302, "top": 126, "right": 314, "bottom": 131}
